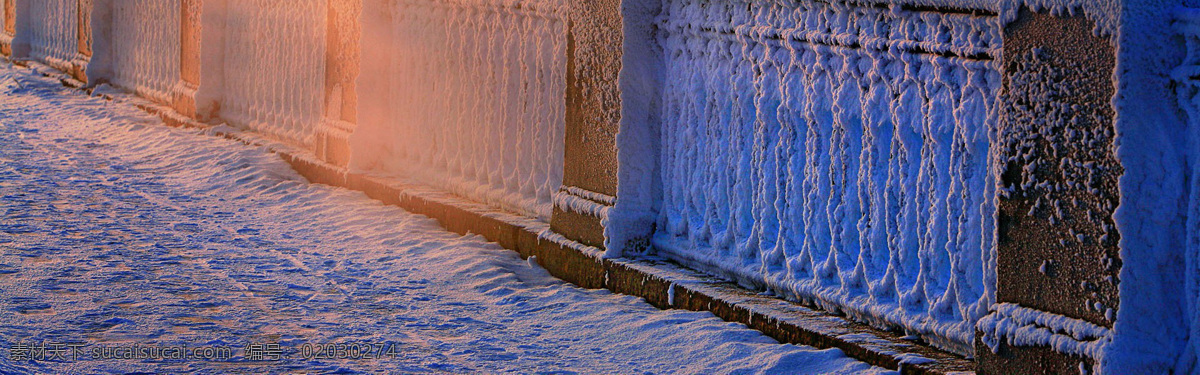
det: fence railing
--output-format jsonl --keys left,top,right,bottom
{"left": 353, "top": 0, "right": 567, "bottom": 221}
{"left": 97, "top": 0, "right": 181, "bottom": 104}
{"left": 12, "top": 0, "right": 89, "bottom": 78}
{"left": 651, "top": 0, "right": 1001, "bottom": 354}
{"left": 220, "top": 0, "right": 327, "bottom": 146}
{"left": 6, "top": 1, "right": 1179, "bottom": 368}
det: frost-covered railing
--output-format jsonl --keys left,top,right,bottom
{"left": 352, "top": 0, "right": 567, "bottom": 221}
{"left": 221, "top": 0, "right": 327, "bottom": 146}
{"left": 12, "top": 0, "right": 90, "bottom": 77}
{"left": 652, "top": 0, "right": 1001, "bottom": 354}
{"left": 101, "top": 0, "right": 181, "bottom": 104}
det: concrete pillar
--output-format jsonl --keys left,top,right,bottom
{"left": 1, "top": 0, "right": 13, "bottom": 56}
{"left": 72, "top": 0, "right": 90, "bottom": 82}
{"left": 976, "top": 8, "right": 1120, "bottom": 373}
{"left": 551, "top": 0, "right": 623, "bottom": 249}
{"left": 192, "top": 0, "right": 224, "bottom": 122}
{"left": 979, "top": 1, "right": 1193, "bottom": 373}
{"left": 314, "top": 0, "right": 359, "bottom": 168}
{"left": 8, "top": 0, "right": 23, "bottom": 57}
{"left": 84, "top": 0, "right": 109, "bottom": 81}
{"left": 176, "top": 0, "right": 201, "bottom": 117}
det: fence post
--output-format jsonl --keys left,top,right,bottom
{"left": 175, "top": 0, "right": 201, "bottom": 118}
{"left": 192, "top": 0, "right": 224, "bottom": 122}
{"left": 315, "top": 0, "right": 359, "bottom": 168}
{"left": 1, "top": 0, "right": 13, "bottom": 55}
{"left": 552, "top": 0, "right": 624, "bottom": 249}
{"left": 979, "top": 2, "right": 1193, "bottom": 372}
{"left": 976, "top": 8, "right": 1120, "bottom": 372}
{"left": 71, "top": 0, "right": 90, "bottom": 82}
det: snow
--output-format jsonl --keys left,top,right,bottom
{"left": 218, "top": 0, "right": 327, "bottom": 146}
{"left": 553, "top": 189, "right": 611, "bottom": 221}
{"left": 1110, "top": 0, "right": 1196, "bottom": 373}
{"left": 87, "top": 0, "right": 182, "bottom": 105}
{"left": 606, "top": 0, "right": 666, "bottom": 257}
{"left": 0, "top": 62, "right": 894, "bottom": 374}
{"left": 349, "top": 0, "right": 567, "bottom": 222}
{"left": 11, "top": 0, "right": 1195, "bottom": 370}
{"left": 977, "top": 303, "right": 1110, "bottom": 359}
{"left": 634, "top": 0, "right": 1001, "bottom": 356}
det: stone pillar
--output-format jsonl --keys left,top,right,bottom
{"left": 8, "top": 0, "right": 24, "bottom": 57}
{"left": 977, "top": 7, "right": 1120, "bottom": 373}
{"left": 554, "top": 0, "right": 661, "bottom": 255}
{"left": 71, "top": 0, "right": 91, "bottom": 82}
{"left": 0, "top": 0, "right": 13, "bottom": 56}
{"left": 192, "top": 0, "right": 225, "bottom": 122}
{"left": 175, "top": 0, "right": 201, "bottom": 117}
{"left": 979, "top": 1, "right": 1194, "bottom": 372}
{"left": 314, "top": 0, "right": 359, "bottom": 168}
{"left": 551, "top": 0, "right": 623, "bottom": 249}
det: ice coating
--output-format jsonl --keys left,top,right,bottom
{"left": 6, "top": 0, "right": 1188, "bottom": 370}
{"left": 977, "top": 303, "right": 1110, "bottom": 359}
{"left": 648, "top": 0, "right": 1002, "bottom": 354}
{"left": 1176, "top": 10, "right": 1200, "bottom": 373}
{"left": 95, "top": 0, "right": 181, "bottom": 104}
{"left": 15, "top": 0, "right": 82, "bottom": 70}
{"left": 350, "top": 0, "right": 567, "bottom": 222}
{"left": 220, "top": 0, "right": 327, "bottom": 146}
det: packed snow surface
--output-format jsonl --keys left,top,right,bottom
{"left": 350, "top": 0, "right": 567, "bottom": 222}
{"left": 649, "top": 0, "right": 1001, "bottom": 355}
{"left": 0, "top": 63, "right": 890, "bottom": 374}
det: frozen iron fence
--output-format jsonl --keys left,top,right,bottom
{"left": 651, "top": 0, "right": 1002, "bottom": 354}
{"left": 88, "top": 0, "right": 187, "bottom": 108}
{"left": 12, "top": 0, "right": 89, "bottom": 76}
{"left": 220, "top": 0, "right": 327, "bottom": 146}
{"left": 101, "top": 0, "right": 181, "bottom": 104}
{"left": 352, "top": 0, "right": 568, "bottom": 221}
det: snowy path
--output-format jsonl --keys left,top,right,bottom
{"left": 0, "top": 64, "right": 890, "bottom": 374}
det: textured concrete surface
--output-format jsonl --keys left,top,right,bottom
{"left": 552, "top": 0, "right": 624, "bottom": 248}
{"left": 995, "top": 7, "right": 1121, "bottom": 329}
{"left": 978, "top": 8, "right": 1121, "bottom": 374}
{"left": 561, "top": 0, "right": 621, "bottom": 198}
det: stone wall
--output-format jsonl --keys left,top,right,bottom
{"left": 3, "top": 0, "right": 1198, "bottom": 372}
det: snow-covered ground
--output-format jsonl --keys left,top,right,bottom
{"left": 0, "top": 64, "right": 891, "bottom": 374}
